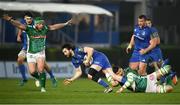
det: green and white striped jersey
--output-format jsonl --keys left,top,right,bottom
{"left": 123, "top": 68, "right": 147, "bottom": 92}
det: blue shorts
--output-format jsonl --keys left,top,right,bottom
{"left": 92, "top": 51, "right": 111, "bottom": 70}
{"left": 149, "top": 48, "right": 163, "bottom": 62}
{"left": 129, "top": 50, "right": 150, "bottom": 63}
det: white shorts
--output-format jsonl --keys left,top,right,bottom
{"left": 18, "top": 49, "right": 27, "bottom": 58}
{"left": 26, "top": 50, "right": 46, "bottom": 63}
{"left": 145, "top": 72, "right": 158, "bottom": 93}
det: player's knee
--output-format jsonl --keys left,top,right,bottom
{"left": 44, "top": 63, "right": 50, "bottom": 71}
{"left": 17, "top": 57, "right": 24, "bottom": 65}
{"left": 166, "top": 85, "right": 173, "bottom": 93}
{"left": 157, "top": 85, "right": 173, "bottom": 93}
{"left": 88, "top": 68, "right": 100, "bottom": 82}
{"left": 87, "top": 74, "right": 92, "bottom": 80}
{"left": 88, "top": 68, "right": 98, "bottom": 76}
{"left": 92, "top": 75, "right": 100, "bottom": 82}
{"left": 30, "top": 71, "right": 36, "bottom": 75}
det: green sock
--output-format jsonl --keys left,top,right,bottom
{"left": 40, "top": 72, "right": 46, "bottom": 88}
{"left": 31, "top": 71, "right": 39, "bottom": 80}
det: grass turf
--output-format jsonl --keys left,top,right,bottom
{"left": 0, "top": 78, "right": 179, "bottom": 104}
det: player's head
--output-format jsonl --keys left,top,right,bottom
{"left": 138, "top": 15, "right": 147, "bottom": 28}
{"left": 112, "top": 66, "right": 124, "bottom": 76}
{"left": 61, "top": 43, "right": 75, "bottom": 57}
{"left": 146, "top": 18, "right": 152, "bottom": 27}
{"left": 23, "top": 11, "right": 33, "bottom": 25}
{"left": 34, "top": 17, "right": 44, "bottom": 30}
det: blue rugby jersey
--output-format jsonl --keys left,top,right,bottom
{"left": 133, "top": 25, "right": 153, "bottom": 51}
{"left": 19, "top": 19, "right": 34, "bottom": 50}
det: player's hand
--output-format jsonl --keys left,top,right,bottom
{"left": 139, "top": 49, "right": 147, "bottom": 55}
{"left": 66, "top": 18, "right": 76, "bottom": 26}
{"left": 83, "top": 59, "right": 90, "bottom": 66}
{"left": 17, "top": 36, "right": 22, "bottom": 42}
{"left": 2, "top": 14, "right": 12, "bottom": 21}
{"left": 116, "top": 88, "right": 123, "bottom": 94}
{"left": 126, "top": 44, "right": 132, "bottom": 54}
{"left": 63, "top": 79, "right": 73, "bottom": 85}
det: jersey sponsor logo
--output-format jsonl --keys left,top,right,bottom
{"left": 149, "top": 74, "right": 155, "bottom": 80}
{"left": 31, "top": 35, "right": 46, "bottom": 39}
{"left": 141, "top": 59, "right": 145, "bottom": 62}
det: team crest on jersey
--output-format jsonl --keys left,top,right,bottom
{"left": 134, "top": 29, "right": 137, "bottom": 32}
{"left": 78, "top": 47, "right": 84, "bottom": 52}
{"left": 142, "top": 31, "right": 146, "bottom": 36}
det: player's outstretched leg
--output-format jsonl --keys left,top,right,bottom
{"left": 40, "top": 72, "right": 46, "bottom": 92}
{"left": 88, "top": 68, "right": 112, "bottom": 93}
{"left": 44, "top": 62, "right": 57, "bottom": 87}
{"left": 17, "top": 57, "right": 27, "bottom": 86}
{"left": 18, "top": 64, "right": 28, "bottom": 86}
{"left": 156, "top": 85, "right": 173, "bottom": 93}
{"left": 30, "top": 71, "right": 40, "bottom": 87}
{"left": 157, "top": 65, "right": 171, "bottom": 77}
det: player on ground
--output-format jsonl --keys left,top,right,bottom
{"left": 126, "top": 15, "right": 157, "bottom": 75}
{"left": 17, "top": 12, "right": 57, "bottom": 87}
{"left": 62, "top": 43, "right": 118, "bottom": 93}
{"left": 113, "top": 65, "right": 175, "bottom": 93}
{"left": 3, "top": 14, "right": 74, "bottom": 92}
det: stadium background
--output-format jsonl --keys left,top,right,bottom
{"left": 0, "top": 0, "right": 180, "bottom": 104}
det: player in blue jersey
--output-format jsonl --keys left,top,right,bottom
{"left": 146, "top": 18, "right": 163, "bottom": 70}
{"left": 16, "top": 12, "right": 33, "bottom": 86}
{"left": 146, "top": 18, "right": 178, "bottom": 85}
{"left": 126, "top": 15, "right": 157, "bottom": 76}
{"left": 62, "top": 43, "right": 119, "bottom": 93}
{"left": 17, "top": 12, "right": 57, "bottom": 87}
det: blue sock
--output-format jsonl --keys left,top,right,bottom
{"left": 169, "top": 70, "right": 176, "bottom": 79}
{"left": 18, "top": 64, "right": 27, "bottom": 80}
{"left": 47, "top": 70, "right": 54, "bottom": 79}
{"left": 98, "top": 79, "right": 109, "bottom": 88}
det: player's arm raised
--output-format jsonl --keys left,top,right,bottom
{"left": 17, "top": 29, "right": 22, "bottom": 42}
{"left": 48, "top": 18, "right": 74, "bottom": 30}
{"left": 2, "top": 14, "right": 26, "bottom": 30}
{"left": 83, "top": 47, "right": 94, "bottom": 66}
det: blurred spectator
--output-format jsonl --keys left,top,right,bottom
{"left": 79, "top": 17, "right": 89, "bottom": 31}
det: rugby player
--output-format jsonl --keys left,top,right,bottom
{"left": 126, "top": 15, "right": 157, "bottom": 75}
{"left": 62, "top": 43, "right": 118, "bottom": 93}
{"left": 113, "top": 65, "right": 175, "bottom": 93}
{"left": 3, "top": 14, "right": 74, "bottom": 92}
{"left": 17, "top": 12, "right": 57, "bottom": 87}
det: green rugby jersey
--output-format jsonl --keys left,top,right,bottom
{"left": 25, "top": 25, "right": 48, "bottom": 53}
{"left": 123, "top": 68, "right": 147, "bottom": 92}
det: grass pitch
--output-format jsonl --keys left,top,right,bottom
{"left": 0, "top": 78, "right": 180, "bottom": 104}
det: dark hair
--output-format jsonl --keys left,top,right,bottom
{"left": 23, "top": 11, "right": 33, "bottom": 17}
{"left": 146, "top": 18, "right": 152, "bottom": 22}
{"left": 61, "top": 43, "right": 75, "bottom": 51}
{"left": 138, "top": 15, "right": 147, "bottom": 20}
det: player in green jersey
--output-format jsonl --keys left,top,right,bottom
{"left": 3, "top": 14, "right": 74, "bottom": 92}
{"left": 112, "top": 65, "right": 175, "bottom": 93}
